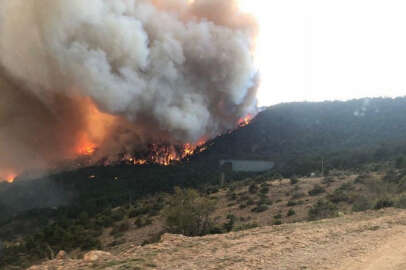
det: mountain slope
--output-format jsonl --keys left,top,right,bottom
{"left": 196, "top": 97, "right": 406, "bottom": 173}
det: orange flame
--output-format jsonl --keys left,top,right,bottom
{"left": 76, "top": 138, "right": 97, "bottom": 156}
{"left": 118, "top": 138, "right": 209, "bottom": 167}
{"left": 238, "top": 113, "right": 254, "bottom": 127}
{"left": 2, "top": 172, "right": 17, "bottom": 183}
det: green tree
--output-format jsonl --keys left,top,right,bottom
{"left": 163, "top": 187, "right": 215, "bottom": 236}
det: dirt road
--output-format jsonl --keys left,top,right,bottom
{"left": 342, "top": 228, "right": 406, "bottom": 270}
{"left": 28, "top": 208, "right": 406, "bottom": 270}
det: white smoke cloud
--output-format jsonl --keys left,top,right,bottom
{"left": 0, "top": 0, "right": 258, "bottom": 175}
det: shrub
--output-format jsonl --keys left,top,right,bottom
{"left": 338, "top": 182, "right": 354, "bottom": 191}
{"left": 374, "top": 199, "right": 394, "bottom": 210}
{"left": 396, "top": 156, "right": 406, "bottom": 169}
{"left": 251, "top": 205, "right": 268, "bottom": 213}
{"left": 249, "top": 184, "right": 258, "bottom": 194}
{"left": 233, "top": 223, "right": 258, "bottom": 232}
{"left": 227, "top": 192, "right": 237, "bottom": 201}
{"left": 238, "top": 195, "right": 250, "bottom": 202}
{"left": 258, "top": 195, "right": 272, "bottom": 206}
{"left": 290, "top": 177, "right": 299, "bottom": 185}
{"left": 328, "top": 189, "right": 349, "bottom": 203}
{"left": 287, "top": 209, "right": 296, "bottom": 217}
{"left": 259, "top": 186, "right": 269, "bottom": 194}
{"left": 287, "top": 200, "right": 297, "bottom": 207}
{"left": 383, "top": 170, "right": 400, "bottom": 183}
{"left": 291, "top": 192, "right": 305, "bottom": 200}
{"left": 308, "top": 199, "right": 338, "bottom": 221}
{"left": 352, "top": 196, "right": 373, "bottom": 212}
{"left": 273, "top": 213, "right": 282, "bottom": 219}
{"left": 111, "top": 209, "right": 125, "bottom": 222}
{"left": 223, "top": 214, "right": 236, "bottom": 232}
{"left": 273, "top": 219, "right": 282, "bottom": 225}
{"left": 308, "top": 185, "right": 326, "bottom": 196}
{"left": 128, "top": 206, "right": 149, "bottom": 218}
{"left": 395, "top": 195, "right": 406, "bottom": 209}
{"left": 163, "top": 187, "right": 215, "bottom": 237}
{"left": 246, "top": 199, "right": 255, "bottom": 206}
{"left": 322, "top": 176, "right": 335, "bottom": 184}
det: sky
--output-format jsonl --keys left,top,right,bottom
{"left": 239, "top": 0, "right": 406, "bottom": 106}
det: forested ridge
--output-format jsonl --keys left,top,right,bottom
{"left": 2, "top": 97, "right": 406, "bottom": 268}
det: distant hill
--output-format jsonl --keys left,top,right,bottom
{"left": 3, "top": 97, "right": 406, "bottom": 217}
{"left": 195, "top": 97, "right": 406, "bottom": 174}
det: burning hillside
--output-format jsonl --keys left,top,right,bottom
{"left": 0, "top": 0, "right": 258, "bottom": 181}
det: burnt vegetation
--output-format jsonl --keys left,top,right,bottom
{"left": 3, "top": 97, "right": 406, "bottom": 268}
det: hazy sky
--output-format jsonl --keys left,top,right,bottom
{"left": 239, "top": 0, "right": 406, "bottom": 106}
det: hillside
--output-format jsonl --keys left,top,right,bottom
{"left": 27, "top": 208, "right": 406, "bottom": 270}
{"left": 4, "top": 162, "right": 406, "bottom": 269}
{"left": 196, "top": 97, "right": 406, "bottom": 174}
{"left": 3, "top": 97, "right": 406, "bottom": 217}
{"left": 3, "top": 97, "right": 406, "bottom": 268}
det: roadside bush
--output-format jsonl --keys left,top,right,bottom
{"left": 374, "top": 199, "right": 394, "bottom": 210}
{"left": 308, "top": 199, "right": 338, "bottom": 221}
{"left": 233, "top": 222, "right": 258, "bottom": 232}
{"left": 163, "top": 187, "right": 215, "bottom": 237}
{"left": 223, "top": 214, "right": 236, "bottom": 232}
{"left": 308, "top": 185, "right": 326, "bottom": 196}
{"left": 273, "top": 219, "right": 282, "bottom": 225}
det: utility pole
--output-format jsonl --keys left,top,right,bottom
{"left": 321, "top": 157, "right": 324, "bottom": 176}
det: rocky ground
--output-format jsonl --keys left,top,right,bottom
{"left": 28, "top": 208, "right": 406, "bottom": 270}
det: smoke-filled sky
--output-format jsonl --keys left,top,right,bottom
{"left": 240, "top": 0, "right": 406, "bottom": 106}
{"left": 0, "top": 0, "right": 258, "bottom": 178}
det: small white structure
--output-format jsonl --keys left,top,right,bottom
{"left": 220, "top": 160, "right": 274, "bottom": 172}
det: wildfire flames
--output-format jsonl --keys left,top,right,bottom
{"left": 1, "top": 172, "right": 17, "bottom": 183}
{"left": 238, "top": 114, "right": 254, "bottom": 127}
{"left": 76, "top": 140, "right": 97, "bottom": 156}
{"left": 0, "top": 0, "right": 259, "bottom": 182}
{"left": 112, "top": 139, "right": 209, "bottom": 167}
{"left": 0, "top": 113, "right": 254, "bottom": 182}
{"left": 73, "top": 114, "right": 252, "bottom": 168}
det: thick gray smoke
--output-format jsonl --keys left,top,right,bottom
{"left": 0, "top": 0, "right": 258, "bottom": 176}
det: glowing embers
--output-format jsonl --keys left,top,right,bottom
{"left": 119, "top": 141, "right": 208, "bottom": 167}
{"left": 76, "top": 136, "right": 97, "bottom": 156}
{"left": 0, "top": 172, "right": 17, "bottom": 183}
{"left": 238, "top": 113, "right": 254, "bottom": 127}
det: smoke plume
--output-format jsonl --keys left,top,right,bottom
{"left": 0, "top": 0, "right": 258, "bottom": 177}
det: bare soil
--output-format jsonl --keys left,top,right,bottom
{"left": 28, "top": 208, "right": 406, "bottom": 270}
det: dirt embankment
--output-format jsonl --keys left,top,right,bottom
{"left": 28, "top": 208, "right": 406, "bottom": 270}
